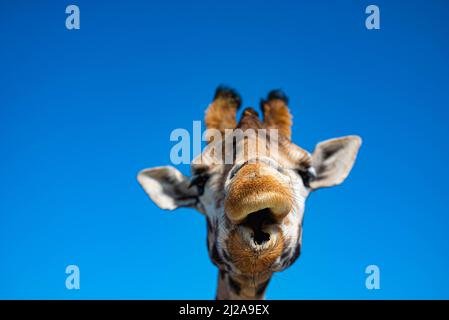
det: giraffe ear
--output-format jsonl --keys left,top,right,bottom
{"left": 137, "top": 166, "right": 200, "bottom": 211}
{"left": 309, "top": 135, "right": 362, "bottom": 190}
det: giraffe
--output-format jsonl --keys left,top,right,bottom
{"left": 137, "top": 86, "right": 362, "bottom": 299}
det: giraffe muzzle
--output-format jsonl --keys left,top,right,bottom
{"left": 224, "top": 163, "right": 293, "bottom": 226}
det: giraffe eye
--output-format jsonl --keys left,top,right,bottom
{"left": 189, "top": 173, "right": 209, "bottom": 195}
{"left": 296, "top": 167, "right": 315, "bottom": 188}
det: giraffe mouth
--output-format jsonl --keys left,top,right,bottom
{"left": 224, "top": 162, "right": 292, "bottom": 247}
{"left": 238, "top": 208, "right": 279, "bottom": 245}
{"left": 224, "top": 161, "right": 293, "bottom": 226}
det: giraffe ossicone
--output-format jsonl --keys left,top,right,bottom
{"left": 137, "top": 86, "right": 362, "bottom": 299}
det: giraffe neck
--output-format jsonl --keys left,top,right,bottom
{"left": 215, "top": 270, "right": 272, "bottom": 300}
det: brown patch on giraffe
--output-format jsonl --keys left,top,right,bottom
{"left": 226, "top": 227, "right": 285, "bottom": 275}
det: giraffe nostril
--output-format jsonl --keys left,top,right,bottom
{"left": 239, "top": 208, "right": 277, "bottom": 245}
{"left": 229, "top": 161, "right": 248, "bottom": 180}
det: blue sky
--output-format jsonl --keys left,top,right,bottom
{"left": 1, "top": 0, "right": 449, "bottom": 299}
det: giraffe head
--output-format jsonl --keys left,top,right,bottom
{"left": 137, "top": 87, "right": 361, "bottom": 299}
